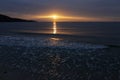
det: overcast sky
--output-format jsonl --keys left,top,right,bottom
{"left": 0, "top": 0, "right": 120, "bottom": 21}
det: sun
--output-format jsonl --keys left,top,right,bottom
{"left": 52, "top": 15, "right": 58, "bottom": 19}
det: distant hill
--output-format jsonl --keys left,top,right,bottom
{"left": 0, "top": 14, "right": 35, "bottom": 22}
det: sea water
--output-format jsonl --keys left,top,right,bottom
{"left": 0, "top": 22, "right": 120, "bottom": 46}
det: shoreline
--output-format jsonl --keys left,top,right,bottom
{"left": 0, "top": 32, "right": 120, "bottom": 47}
{"left": 0, "top": 34, "right": 108, "bottom": 50}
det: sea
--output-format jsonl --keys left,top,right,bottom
{"left": 0, "top": 22, "right": 120, "bottom": 46}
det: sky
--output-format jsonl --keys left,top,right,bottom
{"left": 0, "top": 0, "right": 120, "bottom": 22}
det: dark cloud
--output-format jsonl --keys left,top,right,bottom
{"left": 0, "top": 0, "right": 120, "bottom": 21}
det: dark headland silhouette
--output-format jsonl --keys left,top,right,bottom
{"left": 0, "top": 14, "right": 35, "bottom": 22}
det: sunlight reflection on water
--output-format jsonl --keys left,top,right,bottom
{"left": 53, "top": 20, "right": 57, "bottom": 34}
{"left": 49, "top": 37, "right": 63, "bottom": 46}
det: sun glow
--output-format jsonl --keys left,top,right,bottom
{"left": 51, "top": 14, "right": 58, "bottom": 34}
{"left": 36, "top": 14, "right": 95, "bottom": 22}
{"left": 35, "top": 14, "right": 98, "bottom": 34}
{"left": 52, "top": 15, "right": 58, "bottom": 19}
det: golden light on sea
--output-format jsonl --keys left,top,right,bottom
{"left": 53, "top": 20, "right": 57, "bottom": 34}
{"left": 52, "top": 15, "right": 58, "bottom": 34}
{"left": 35, "top": 14, "right": 103, "bottom": 34}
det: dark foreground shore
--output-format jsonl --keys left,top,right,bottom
{"left": 0, "top": 35, "right": 120, "bottom": 80}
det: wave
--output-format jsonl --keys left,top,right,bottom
{"left": 0, "top": 35, "right": 107, "bottom": 50}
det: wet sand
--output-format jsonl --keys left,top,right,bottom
{"left": 0, "top": 35, "right": 120, "bottom": 80}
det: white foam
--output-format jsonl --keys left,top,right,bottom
{"left": 0, "top": 35, "right": 107, "bottom": 49}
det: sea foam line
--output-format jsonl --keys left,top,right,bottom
{"left": 0, "top": 35, "right": 107, "bottom": 50}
